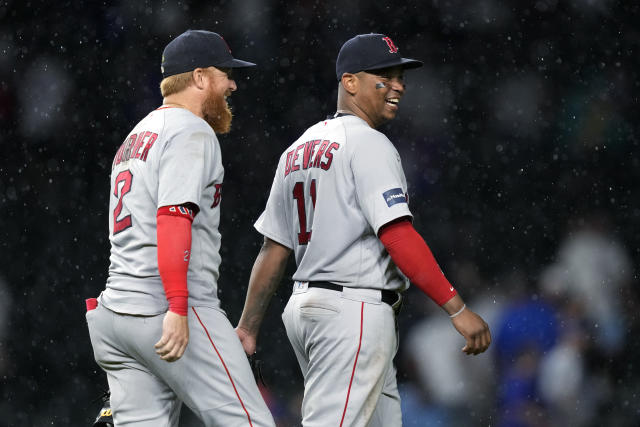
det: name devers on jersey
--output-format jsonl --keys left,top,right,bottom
{"left": 284, "top": 139, "right": 341, "bottom": 176}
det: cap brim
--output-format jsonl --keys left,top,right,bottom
{"left": 217, "top": 58, "right": 257, "bottom": 68}
{"left": 399, "top": 58, "right": 423, "bottom": 70}
{"left": 365, "top": 57, "right": 423, "bottom": 73}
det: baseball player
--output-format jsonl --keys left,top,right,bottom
{"left": 236, "top": 34, "right": 491, "bottom": 426}
{"left": 85, "top": 30, "right": 275, "bottom": 427}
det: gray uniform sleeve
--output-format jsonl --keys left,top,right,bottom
{"left": 351, "top": 133, "right": 412, "bottom": 235}
{"left": 254, "top": 154, "right": 294, "bottom": 249}
{"left": 157, "top": 130, "right": 210, "bottom": 209}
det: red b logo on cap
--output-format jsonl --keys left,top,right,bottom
{"left": 382, "top": 36, "right": 398, "bottom": 53}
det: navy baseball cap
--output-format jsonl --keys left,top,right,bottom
{"left": 335, "top": 33, "right": 422, "bottom": 80}
{"left": 161, "top": 30, "right": 256, "bottom": 78}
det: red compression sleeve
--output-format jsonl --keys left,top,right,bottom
{"left": 379, "top": 220, "right": 457, "bottom": 305}
{"left": 157, "top": 206, "right": 195, "bottom": 316}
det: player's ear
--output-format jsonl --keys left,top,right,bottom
{"left": 341, "top": 73, "right": 358, "bottom": 95}
{"left": 192, "top": 68, "right": 207, "bottom": 90}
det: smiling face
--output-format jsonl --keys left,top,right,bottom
{"left": 352, "top": 65, "right": 406, "bottom": 128}
{"left": 202, "top": 67, "right": 237, "bottom": 134}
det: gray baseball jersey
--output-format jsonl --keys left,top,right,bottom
{"left": 255, "top": 114, "right": 412, "bottom": 291}
{"left": 89, "top": 105, "right": 275, "bottom": 426}
{"left": 100, "top": 106, "right": 224, "bottom": 315}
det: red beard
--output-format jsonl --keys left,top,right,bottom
{"left": 202, "top": 90, "right": 233, "bottom": 134}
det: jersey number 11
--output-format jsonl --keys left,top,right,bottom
{"left": 292, "top": 179, "right": 316, "bottom": 245}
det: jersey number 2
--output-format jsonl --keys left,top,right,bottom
{"left": 113, "top": 170, "right": 133, "bottom": 234}
{"left": 293, "top": 180, "right": 316, "bottom": 245}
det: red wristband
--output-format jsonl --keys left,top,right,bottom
{"left": 379, "top": 220, "right": 457, "bottom": 305}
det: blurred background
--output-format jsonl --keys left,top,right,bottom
{"left": 1, "top": 0, "right": 638, "bottom": 425}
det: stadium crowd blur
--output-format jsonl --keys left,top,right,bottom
{"left": 1, "top": 1, "right": 638, "bottom": 426}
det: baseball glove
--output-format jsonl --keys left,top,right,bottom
{"left": 93, "top": 390, "right": 113, "bottom": 427}
{"left": 248, "top": 353, "right": 267, "bottom": 387}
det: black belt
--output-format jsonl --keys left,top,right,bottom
{"left": 307, "top": 281, "right": 399, "bottom": 306}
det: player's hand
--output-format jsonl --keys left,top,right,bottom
{"left": 235, "top": 325, "right": 256, "bottom": 356}
{"left": 155, "top": 310, "right": 189, "bottom": 362}
{"left": 451, "top": 308, "right": 491, "bottom": 356}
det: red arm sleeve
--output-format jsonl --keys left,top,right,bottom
{"left": 379, "top": 219, "right": 457, "bottom": 306}
{"left": 156, "top": 205, "right": 195, "bottom": 316}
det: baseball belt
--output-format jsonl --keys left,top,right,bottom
{"left": 307, "top": 281, "right": 400, "bottom": 307}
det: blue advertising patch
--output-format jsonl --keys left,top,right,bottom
{"left": 382, "top": 188, "right": 407, "bottom": 207}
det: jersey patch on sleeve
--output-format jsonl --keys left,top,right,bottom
{"left": 382, "top": 188, "right": 407, "bottom": 207}
{"left": 157, "top": 205, "right": 195, "bottom": 222}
